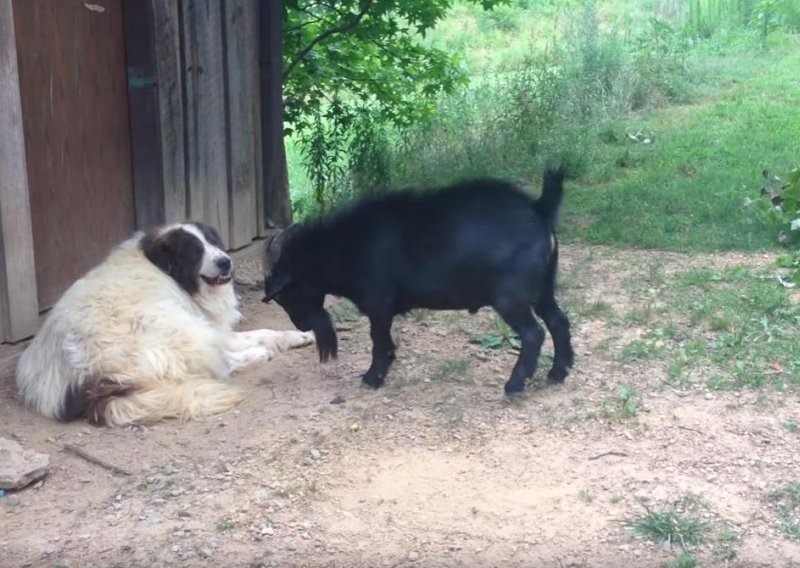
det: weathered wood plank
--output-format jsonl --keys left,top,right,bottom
{"left": 124, "top": 0, "right": 165, "bottom": 229}
{"left": 14, "top": 0, "right": 136, "bottom": 310}
{"left": 182, "top": 0, "right": 229, "bottom": 240}
{"left": 152, "top": 0, "right": 186, "bottom": 223}
{"left": 251, "top": 0, "right": 267, "bottom": 237}
{"left": 224, "top": 0, "right": 258, "bottom": 249}
{"left": 0, "top": 0, "right": 40, "bottom": 341}
{"left": 259, "top": 0, "right": 292, "bottom": 229}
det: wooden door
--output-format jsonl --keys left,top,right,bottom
{"left": 13, "top": 0, "right": 135, "bottom": 309}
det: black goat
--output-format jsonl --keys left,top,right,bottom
{"left": 263, "top": 169, "right": 574, "bottom": 395}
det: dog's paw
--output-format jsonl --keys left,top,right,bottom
{"left": 288, "top": 330, "right": 315, "bottom": 348}
{"left": 228, "top": 345, "right": 270, "bottom": 371}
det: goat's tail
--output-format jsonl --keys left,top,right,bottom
{"left": 534, "top": 167, "right": 566, "bottom": 229}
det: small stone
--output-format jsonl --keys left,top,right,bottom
{"left": 198, "top": 547, "right": 213, "bottom": 558}
{"left": 330, "top": 395, "right": 346, "bottom": 405}
{"left": 408, "top": 551, "right": 419, "bottom": 561}
{"left": 178, "top": 510, "right": 192, "bottom": 518}
{"left": 0, "top": 438, "right": 50, "bottom": 490}
{"left": 350, "top": 422, "right": 361, "bottom": 432}
{"left": 310, "top": 449, "right": 321, "bottom": 460}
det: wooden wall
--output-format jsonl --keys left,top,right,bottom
{"left": 128, "top": 0, "right": 268, "bottom": 250}
{"left": 0, "top": 0, "right": 39, "bottom": 341}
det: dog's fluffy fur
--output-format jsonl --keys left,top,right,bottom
{"left": 16, "top": 222, "right": 313, "bottom": 426}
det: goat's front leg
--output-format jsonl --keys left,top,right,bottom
{"left": 494, "top": 301, "right": 546, "bottom": 395}
{"left": 362, "top": 315, "right": 395, "bottom": 389}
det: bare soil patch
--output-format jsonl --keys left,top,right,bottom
{"left": 2, "top": 245, "right": 799, "bottom": 568}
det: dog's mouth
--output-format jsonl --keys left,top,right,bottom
{"left": 201, "top": 273, "right": 233, "bottom": 286}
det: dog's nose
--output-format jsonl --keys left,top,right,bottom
{"left": 215, "top": 256, "right": 232, "bottom": 273}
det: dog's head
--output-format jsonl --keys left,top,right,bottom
{"left": 140, "top": 222, "right": 233, "bottom": 296}
{"left": 263, "top": 226, "right": 337, "bottom": 362}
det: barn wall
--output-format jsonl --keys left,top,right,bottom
{"left": 131, "top": 0, "right": 268, "bottom": 250}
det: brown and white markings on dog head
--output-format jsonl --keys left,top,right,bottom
{"left": 140, "top": 222, "right": 234, "bottom": 295}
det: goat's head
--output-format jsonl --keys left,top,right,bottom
{"left": 263, "top": 226, "right": 338, "bottom": 362}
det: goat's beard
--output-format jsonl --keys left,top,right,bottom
{"left": 310, "top": 309, "right": 338, "bottom": 363}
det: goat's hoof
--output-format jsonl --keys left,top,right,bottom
{"left": 547, "top": 367, "right": 568, "bottom": 384}
{"left": 361, "top": 375, "right": 385, "bottom": 389}
{"left": 503, "top": 381, "right": 525, "bottom": 396}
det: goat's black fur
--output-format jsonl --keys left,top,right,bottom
{"left": 264, "top": 169, "right": 574, "bottom": 394}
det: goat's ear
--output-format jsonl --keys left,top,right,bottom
{"left": 262, "top": 271, "right": 290, "bottom": 303}
{"left": 265, "top": 224, "right": 300, "bottom": 268}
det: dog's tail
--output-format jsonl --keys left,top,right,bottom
{"left": 84, "top": 377, "right": 243, "bottom": 426}
{"left": 533, "top": 166, "right": 566, "bottom": 231}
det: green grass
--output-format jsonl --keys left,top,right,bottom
{"left": 470, "top": 315, "right": 522, "bottom": 351}
{"left": 609, "top": 266, "right": 800, "bottom": 390}
{"left": 662, "top": 551, "right": 700, "bottom": 568}
{"left": 674, "top": 268, "right": 800, "bottom": 389}
{"left": 623, "top": 501, "right": 709, "bottom": 550}
{"left": 329, "top": 300, "right": 361, "bottom": 325}
{"left": 431, "top": 358, "right": 472, "bottom": 383}
{"left": 286, "top": 0, "right": 800, "bottom": 258}
{"left": 594, "top": 384, "right": 641, "bottom": 420}
{"left": 768, "top": 483, "right": 800, "bottom": 539}
{"left": 561, "top": 40, "right": 800, "bottom": 252}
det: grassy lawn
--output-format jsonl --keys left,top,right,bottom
{"left": 562, "top": 37, "right": 800, "bottom": 251}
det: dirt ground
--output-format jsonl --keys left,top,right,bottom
{"left": 2, "top": 244, "right": 800, "bottom": 568}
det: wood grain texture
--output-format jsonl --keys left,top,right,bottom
{"left": 224, "top": 0, "right": 258, "bottom": 249}
{"left": 12, "top": 0, "right": 135, "bottom": 310}
{"left": 124, "top": 0, "right": 165, "bottom": 229}
{"left": 182, "top": 0, "right": 230, "bottom": 242}
{"left": 153, "top": 0, "right": 187, "bottom": 224}
{"left": 0, "top": 0, "right": 39, "bottom": 341}
{"left": 259, "top": 0, "right": 292, "bottom": 229}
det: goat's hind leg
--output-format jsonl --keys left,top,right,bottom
{"left": 494, "top": 302, "right": 545, "bottom": 395}
{"left": 533, "top": 296, "right": 574, "bottom": 383}
{"left": 532, "top": 247, "right": 574, "bottom": 383}
{"left": 362, "top": 315, "right": 396, "bottom": 389}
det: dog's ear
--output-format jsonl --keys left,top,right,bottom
{"left": 191, "top": 221, "right": 226, "bottom": 249}
{"left": 262, "top": 270, "right": 290, "bottom": 303}
{"left": 141, "top": 229, "right": 202, "bottom": 295}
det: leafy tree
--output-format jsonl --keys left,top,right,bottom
{"left": 281, "top": 0, "right": 504, "bottom": 209}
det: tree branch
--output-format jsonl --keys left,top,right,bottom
{"left": 283, "top": 0, "right": 375, "bottom": 80}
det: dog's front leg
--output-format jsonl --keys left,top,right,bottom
{"left": 225, "top": 345, "right": 270, "bottom": 373}
{"left": 224, "top": 329, "right": 314, "bottom": 373}
{"left": 232, "top": 329, "right": 314, "bottom": 354}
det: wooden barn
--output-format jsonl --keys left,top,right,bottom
{"left": 0, "top": 0, "right": 289, "bottom": 343}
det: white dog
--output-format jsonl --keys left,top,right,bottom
{"left": 16, "top": 222, "right": 313, "bottom": 426}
